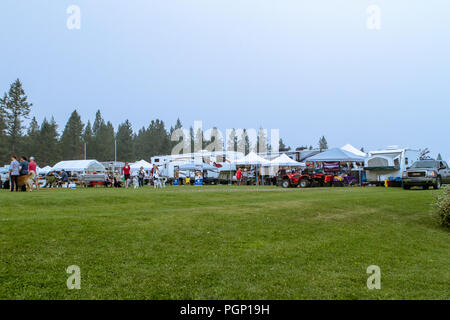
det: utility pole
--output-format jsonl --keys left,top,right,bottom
{"left": 84, "top": 143, "right": 86, "bottom": 160}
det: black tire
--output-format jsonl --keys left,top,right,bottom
{"left": 299, "top": 179, "right": 310, "bottom": 188}
{"left": 403, "top": 185, "right": 410, "bottom": 190}
{"left": 423, "top": 185, "right": 429, "bottom": 190}
{"left": 282, "top": 179, "right": 290, "bottom": 188}
{"left": 434, "top": 177, "right": 441, "bottom": 190}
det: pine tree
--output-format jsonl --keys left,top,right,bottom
{"left": 227, "top": 129, "right": 237, "bottom": 152}
{"left": 0, "top": 79, "right": 32, "bottom": 153}
{"left": 257, "top": 128, "right": 268, "bottom": 154}
{"left": 91, "top": 110, "right": 105, "bottom": 159}
{"left": 24, "top": 117, "right": 40, "bottom": 159}
{"left": 318, "top": 136, "right": 328, "bottom": 151}
{"left": 279, "top": 138, "right": 291, "bottom": 152}
{"left": 116, "top": 120, "right": 134, "bottom": 161}
{"left": 0, "top": 103, "right": 8, "bottom": 163}
{"left": 98, "top": 121, "right": 115, "bottom": 161}
{"left": 134, "top": 126, "right": 151, "bottom": 160}
{"left": 82, "top": 121, "right": 94, "bottom": 159}
{"left": 170, "top": 118, "right": 184, "bottom": 152}
{"left": 60, "top": 110, "right": 84, "bottom": 160}
{"left": 205, "top": 127, "right": 223, "bottom": 152}
{"left": 38, "top": 117, "right": 60, "bottom": 166}
{"left": 237, "top": 129, "right": 250, "bottom": 155}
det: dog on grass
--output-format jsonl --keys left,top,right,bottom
{"left": 132, "top": 176, "right": 139, "bottom": 189}
{"left": 17, "top": 171, "right": 36, "bottom": 192}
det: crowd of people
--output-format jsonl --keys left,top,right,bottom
{"left": 0, "top": 154, "right": 39, "bottom": 192}
{"left": 0, "top": 156, "right": 170, "bottom": 191}
{"left": 103, "top": 163, "right": 164, "bottom": 189}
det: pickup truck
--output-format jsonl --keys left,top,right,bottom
{"left": 402, "top": 159, "right": 450, "bottom": 190}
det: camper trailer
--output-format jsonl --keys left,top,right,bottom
{"left": 151, "top": 151, "right": 244, "bottom": 181}
{"left": 364, "top": 146, "right": 420, "bottom": 186}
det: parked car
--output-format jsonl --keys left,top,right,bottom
{"left": 402, "top": 159, "right": 450, "bottom": 190}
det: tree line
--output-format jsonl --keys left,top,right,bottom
{"left": 0, "top": 79, "right": 294, "bottom": 166}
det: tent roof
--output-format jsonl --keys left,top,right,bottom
{"left": 263, "top": 154, "right": 305, "bottom": 167}
{"left": 306, "top": 148, "right": 366, "bottom": 162}
{"left": 341, "top": 144, "right": 367, "bottom": 157}
{"left": 52, "top": 160, "right": 106, "bottom": 172}
{"left": 179, "top": 162, "right": 218, "bottom": 171}
{"left": 130, "top": 159, "right": 153, "bottom": 169}
{"left": 233, "top": 152, "right": 270, "bottom": 165}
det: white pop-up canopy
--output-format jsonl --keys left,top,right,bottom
{"left": 130, "top": 159, "right": 153, "bottom": 173}
{"left": 38, "top": 166, "right": 52, "bottom": 175}
{"left": 233, "top": 152, "right": 270, "bottom": 165}
{"left": 52, "top": 160, "right": 106, "bottom": 173}
{"left": 341, "top": 144, "right": 367, "bottom": 157}
{"left": 263, "top": 154, "right": 306, "bottom": 167}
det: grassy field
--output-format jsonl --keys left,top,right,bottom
{"left": 0, "top": 186, "right": 448, "bottom": 300}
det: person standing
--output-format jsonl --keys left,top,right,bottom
{"left": 236, "top": 168, "right": 242, "bottom": 185}
{"left": 122, "top": 162, "right": 131, "bottom": 188}
{"left": 9, "top": 155, "right": 20, "bottom": 192}
{"left": 138, "top": 166, "right": 145, "bottom": 187}
{"left": 60, "top": 169, "right": 69, "bottom": 187}
{"left": 28, "top": 156, "right": 39, "bottom": 191}
{"left": 152, "top": 165, "right": 160, "bottom": 189}
{"left": 19, "top": 156, "right": 29, "bottom": 191}
{"left": 242, "top": 168, "right": 248, "bottom": 186}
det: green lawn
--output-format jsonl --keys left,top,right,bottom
{"left": 0, "top": 186, "right": 448, "bottom": 299}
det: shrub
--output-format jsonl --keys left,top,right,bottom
{"left": 434, "top": 186, "right": 450, "bottom": 228}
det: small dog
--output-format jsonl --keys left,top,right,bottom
{"left": 132, "top": 176, "right": 139, "bottom": 189}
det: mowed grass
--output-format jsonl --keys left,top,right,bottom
{"left": 0, "top": 186, "right": 448, "bottom": 300}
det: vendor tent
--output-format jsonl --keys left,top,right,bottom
{"left": 263, "top": 154, "right": 305, "bottom": 167}
{"left": 341, "top": 144, "right": 367, "bottom": 157}
{"left": 306, "top": 148, "right": 366, "bottom": 162}
{"left": 179, "top": 162, "right": 218, "bottom": 171}
{"left": 233, "top": 152, "right": 270, "bottom": 165}
{"left": 51, "top": 160, "right": 106, "bottom": 173}
{"left": 38, "top": 166, "right": 52, "bottom": 175}
{"left": 130, "top": 160, "right": 153, "bottom": 173}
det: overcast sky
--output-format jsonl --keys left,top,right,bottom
{"left": 0, "top": 1, "right": 449, "bottom": 159}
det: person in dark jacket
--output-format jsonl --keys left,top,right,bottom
{"left": 59, "top": 169, "right": 69, "bottom": 187}
{"left": 19, "top": 156, "right": 29, "bottom": 191}
{"left": 19, "top": 156, "right": 29, "bottom": 175}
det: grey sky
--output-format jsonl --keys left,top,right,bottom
{"left": 0, "top": 1, "right": 449, "bottom": 159}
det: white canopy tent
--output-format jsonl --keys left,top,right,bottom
{"left": 51, "top": 160, "right": 106, "bottom": 173}
{"left": 233, "top": 152, "right": 270, "bottom": 165}
{"left": 261, "top": 154, "right": 305, "bottom": 176}
{"left": 341, "top": 144, "right": 367, "bottom": 157}
{"left": 130, "top": 159, "right": 153, "bottom": 175}
{"left": 263, "top": 154, "right": 305, "bottom": 167}
{"left": 38, "top": 166, "right": 52, "bottom": 175}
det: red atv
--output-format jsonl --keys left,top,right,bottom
{"left": 279, "top": 171, "right": 329, "bottom": 188}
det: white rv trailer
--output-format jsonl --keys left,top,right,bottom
{"left": 364, "top": 146, "right": 420, "bottom": 185}
{"left": 151, "top": 150, "right": 244, "bottom": 180}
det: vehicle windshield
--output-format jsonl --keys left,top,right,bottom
{"left": 410, "top": 160, "right": 438, "bottom": 168}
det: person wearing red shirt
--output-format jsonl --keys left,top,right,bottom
{"left": 236, "top": 168, "right": 242, "bottom": 185}
{"left": 28, "top": 156, "right": 39, "bottom": 191}
{"left": 122, "top": 162, "right": 131, "bottom": 188}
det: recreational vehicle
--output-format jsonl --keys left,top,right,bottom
{"left": 151, "top": 151, "right": 244, "bottom": 181}
{"left": 364, "top": 146, "right": 420, "bottom": 186}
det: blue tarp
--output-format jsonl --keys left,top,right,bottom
{"left": 306, "top": 148, "right": 366, "bottom": 162}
